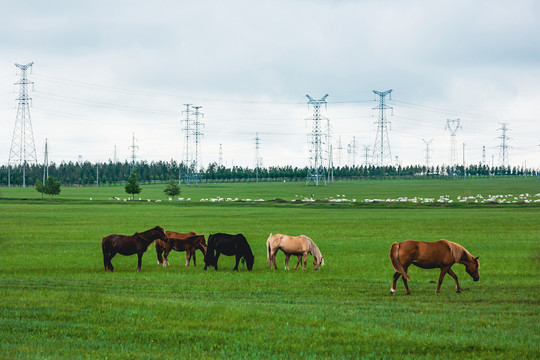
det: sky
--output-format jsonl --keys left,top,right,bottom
{"left": 1, "top": 0, "right": 539, "bottom": 170}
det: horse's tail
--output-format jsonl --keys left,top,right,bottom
{"left": 390, "top": 242, "right": 410, "bottom": 281}
{"left": 205, "top": 235, "right": 215, "bottom": 264}
{"left": 266, "top": 234, "right": 273, "bottom": 267}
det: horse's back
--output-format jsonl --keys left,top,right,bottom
{"left": 274, "top": 234, "right": 308, "bottom": 254}
{"left": 398, "top": 239, "right": 455, "bottom": 268}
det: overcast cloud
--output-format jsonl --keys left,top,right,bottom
{"left": 1, "top": 0, "right": 539, "bottom": 169}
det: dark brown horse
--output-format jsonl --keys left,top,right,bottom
{"left": 155, "top": 231, "right": 207, "bottom": 267}
{"left": 389, "top": 239, "right": 479, "bottom": 295}
{"left": 102, "top": 226, "right": 168, "bottom": 272}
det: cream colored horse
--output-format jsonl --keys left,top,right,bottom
{"left": 266, "top": 233, "right": 325, "bottom": 270}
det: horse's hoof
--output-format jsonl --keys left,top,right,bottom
{"left": 389, "top": 291, "right": 395, "bottom": 296}
{"left": 457, "top": 289, "right": 462, "bottom": 293}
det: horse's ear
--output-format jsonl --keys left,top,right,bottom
{"left": 475, "top": 256, "right": 479, "bottom": 260}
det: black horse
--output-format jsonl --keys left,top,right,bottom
{"left": 204, "top": 233, "right": 254, "bottom": 271}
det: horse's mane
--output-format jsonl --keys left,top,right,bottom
{"left": 444, "top": 240, "right": 471, "bottom": 263}
{"left": 304, "top": 236, "right": 323, "bottom": 263}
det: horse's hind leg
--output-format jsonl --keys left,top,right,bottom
{"left": 447, "top": 268, "right": 461, "bottom": 293}
{"left": 284, "top": 254, "right": 290, "bottom": 270}
{"left": 436, "top": 267, "right": 450, "bottom": 293}
{"left": 390, "top": 272, "right": 400, "bottom": 295}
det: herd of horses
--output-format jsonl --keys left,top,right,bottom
{"left": 101, "top": 226, "right": 480, "bottom": 295}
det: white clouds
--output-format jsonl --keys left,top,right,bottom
{"left": 1, "top": 0, "right": 539, "bottom": 169}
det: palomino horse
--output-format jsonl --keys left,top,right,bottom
{"left": 155, "top": 231, "right": 207, "bottom": 267}
{"left": 204, "top": 233, "right": 254, "bottom": 271}
{"left": 266, "top": 233, "right": 324, "bottom": 270}
{"left": 102, "top": 226, "right": 168, "bottom": 272}
{"left": 389, "top": 239, "right": 479, "bottom": 295}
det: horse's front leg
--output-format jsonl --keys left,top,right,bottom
{"left": 185, "top": 250, "right": 191, "bottom": 267}
{"left": 447, "top": 268, "right": 462, "bottom": 293}
{"left": 137, "top": 252, "right": 144, "bottom": 272}
{"left": 163, "top": 249, "right": 171, "bottom": 267}
{"left": 234, "top": 254, "right": 241, "bottom": 271}
{"left": 436, "top": 267, "right": 450, "bottom": 293}
{"left": 192, "top": 250, "right": 197, "bottom": 267}
{"left": 284, "top": 254, "right": 291, "bottom": 270}
{"left": 302, "top": 252, "right": 307, "bottom": 270}
{"left": 294, "top": 255, "right": 302, "bottom": 270}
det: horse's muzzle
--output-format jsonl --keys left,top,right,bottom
{"left": 473, "top": 276, "right": 479, "bottom": 282}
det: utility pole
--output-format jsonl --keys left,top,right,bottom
{"left": 497, "top": 123, "right": 510, "bottom": 168}
{"left": 371, "top": 89, "right": 393, "bottom": 166}
{"left": 43, "top": 138, "right": 49, "bottom": 184}
{"left": 482, "top": 145, "right": 486, "bottom": 166}
{"left": 305, "top": 94, "right": 329, "bottom": 186}
{"left": 8, "top": 62, "right": 37, "bottom": 187}
{"left": 181, "top": 104, "right": 193, "bottom": 185}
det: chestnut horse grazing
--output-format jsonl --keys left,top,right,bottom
{"left": 266, "top": 233, "right": 324, "bottom": 270}
{"left": 389, "top": 239, "right": 479, "bottom": 295}
{"left": 102, "top": 226, "right": 168, "bottom": 272}
{"left": 155, "top": 231, "right": 207, "bottom": 267}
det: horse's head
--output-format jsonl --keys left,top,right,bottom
{"left": 313, "top": 255, "right": 324, "bottom": 270}
{"left": 245, "top": 252, "right": 254, "bottom": 271}
{"left": 155, "top": 226, "right": 169, "bottom": 242}
{"left": 465, "top": 256, "right": 480, "bottom": 281}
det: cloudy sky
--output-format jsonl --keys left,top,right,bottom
{"left": 1, "top": 0, "right": 539, "bottom": 169}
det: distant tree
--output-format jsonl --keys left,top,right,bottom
{"left": 36, "top": 177, "right": 61, "bottom": 200}
{"left": 35, "top": 179, "right": 45, "bottom": 199}
{"left": 163, "top": 179, "right": 181, "bottom": 198}
{"left": 125, "top": 171, "right": 141, "bottom": 200}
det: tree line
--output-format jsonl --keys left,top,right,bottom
{"left": 1, "top": 160, "right": 537, "bottom": 186}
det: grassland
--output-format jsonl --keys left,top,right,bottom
{"left": 0, "top": 178, "right": 539, "bottom": 359}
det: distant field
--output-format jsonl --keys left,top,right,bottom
{"left": 0, "top": 179, "right": 539, "bottom": 359}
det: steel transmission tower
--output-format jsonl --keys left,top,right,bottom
{"left": 446, "top": 118, "right": 461, "bottom": 166}
{"left": 8, "top": 62, "right": 38, "bottom": 187}
{"left": 336, "top": 136, "right": 343, "bottom": 167}
{"left": 181, "top": 104, "right": 204, "bottom": 185}
{"left": 305, "top": 94, "right": 329, "bottom": 186}
{"left": 423, "top": 138, "right": 433, "bottom": 168}
{"left": 347, "top": 136, "right": 358, "bottom": 166}
{"left": 192, "top": 106, "right": 204, "bottom": 185}
{"left": 497, "top": 123, "right": 511, "bottom": 167}
{"left": 129, "top": 132, "right": 138, "bottom": 172}
{"left": 363, "top": 145, "right": 370, "bottom": 167}
{"left": 254, "top": 132, "right": 263, "bottom": 183}
{"left": 371, "top": 89, "right": 393, "bottom": 166}
{"left": 218, "top": 143, "right": 223, "bottom": 167}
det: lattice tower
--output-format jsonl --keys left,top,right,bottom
{"left": 8, "top": 62, "right": 37, "bottom": 187}
{"left": 305, "top": 94, "right": 329, "bottom": 186}
{"left": 371, "top": 89, "right": 393, "bottom": 166}
{"left": 497, "top": 123, "right": 511, "bottom": 167}
{"left": 423, "top": 138, "right": 433, "bottom": 168}
{"left": 446, "top": 119, "right": 461, "bottom": 166}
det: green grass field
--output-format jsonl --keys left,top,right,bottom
{"left": 0, "top": 179, "right": 539, "bottom": 359}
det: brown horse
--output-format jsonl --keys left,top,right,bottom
{"left": 155, "top": 231, "right": 207, "bottom": 267}
{"left": 266, "top": 233, "right": 324, "bottom": 270}
{"left": 389, "top": 239, "right": 479, "bottom": 295}
{"left": 102, "top": 226, "right": 168, "bottom": 272}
